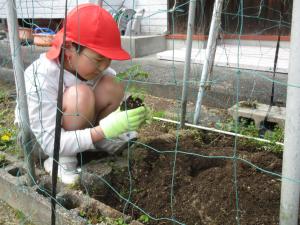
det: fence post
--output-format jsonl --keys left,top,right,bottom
{"left": 180, "top": 0, "right": 196, "bottom": 128}
{"left": 280, "top": 0, "right": 300, "bottom": 224}
{"left": 6, "top": 0, "right": 36, "bottom": 186}
{"left": 193, "top": 0, "right": 224, "bottom": 124}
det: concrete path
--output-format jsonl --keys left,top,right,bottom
{"left": 0, "top": 40, "right": 289, "bottom": 109}
{"left": 157, "top": 45, "right": 289, "bottom": 73}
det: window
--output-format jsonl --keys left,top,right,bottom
{"left": 168, "top": 0, "right": 292, "bottom": 36}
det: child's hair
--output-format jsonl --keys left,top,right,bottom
{"left": 46, "top": 3, "right": 130, "bottom": 61}
{"left": 72, "top": 43, "right": 85, "bottom": 54}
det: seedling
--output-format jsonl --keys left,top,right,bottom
{"left": 0, "top": 153, "right": 7, "bottom": 167}
{"left": 114, "top": 218, "right": 128, "bottom": 225}
{"left": 120, "top": 95, "right": 144, "bottom": 111}
{"left": 116, "top": 65, "right": 149, "bottom": 81}
{"left": 138, "top": 214, "right": 150, "bottom": 223}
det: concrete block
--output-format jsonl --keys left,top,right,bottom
{"left": 0, "top": 152, "right": 141, "bottom": 225}
{"left": 228, "top": 101, "right": 286, "bottom": 128}
{"left": 121, "top": 35, "right": 166, "bottom": 58}
{"left": 80, "top": 161, "right": 112, "bottom": 198}
{"left": 0, "top": 166, "right": 86, "bottom": 224}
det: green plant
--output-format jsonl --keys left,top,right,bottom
{"left": 127, "top": 86, "right": 148, "bottom": 102}
{"left": 238, "top": 119, "right": 259, "bottom": 137}
{"left": 0, "top": 153, "right": 5, "bottom": 162}
{"left": 152, "top": 110, "right": 166, "bottom": 118}
{"left": 264, "top": 125, "right": 284, "bottom": 143}
{"left": 0, "top": 90, "right": 8, "bottom": 102}
{"left": 216, "top": 118, "right": 284, "bottom": 153}
{"left": 0, "top": 87, "right": 18, "bottom": 155}
{"left": 113, "top": 217, "right": 128, "bottom": 225}
{"left": 0, "top": 128, "right": 16, "bottom": 152}
{"left": 116, "top": 65, "right": 149, "bottom": 81}
{"left": 138, "top": 214, "right": 150, "bottom": 223}
{"left": 14, "top": 209, "right": 34, "bottom": 225}
{"left": 79, "top": 210, "right": 86, "bottom": 218}
{"left": 0, "top": 153, "right": 8, "bottom": 167}
{"left": 263, "top": 126, "right": 284, "bottom": 153}
{"left": 67, "top": 180, "right": 81, "bottom": 190}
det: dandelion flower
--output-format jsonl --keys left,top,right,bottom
{"left": 1, "top": 134, "right": 11, "bottom": 142}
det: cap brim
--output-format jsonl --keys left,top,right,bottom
{"left": 91, "top": 46, "right": 131, "bottom": 61}
{"left": 46, "top": 30, "right": 131, "bottom": 61}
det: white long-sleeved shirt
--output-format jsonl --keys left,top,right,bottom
{"left": 15, "top": 53, "right": 115, "bottom": 157}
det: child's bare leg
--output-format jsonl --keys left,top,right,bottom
{"left": 62, "top": 84, "right": 96, "bottom": 130}
{"left": 94, "top": 75, "right": 125, "bottom": 121}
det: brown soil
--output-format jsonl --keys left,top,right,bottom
{"left": 0, "top": 78, "right": 285, "bottom": 225}
{"left": 89, "top": 122, "right": 284, "bottom": 225}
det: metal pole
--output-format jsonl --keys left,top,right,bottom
{"left": 51, "top": 1, "right": 68, "bottom": 224}
{"left": 280, "top": 1, "right": 300, "bottom": 224}
{"left": 193, "top": 0, "right": 224, "bottom": 124}
{"left": 180, "top": 0, "right": 196, "bottom": 128}
{"left": 6, "top": 0, "right": 36, "bottom": 186}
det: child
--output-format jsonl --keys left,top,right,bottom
{"left": 15, "top": 4, "right": 147, "bottom": 184}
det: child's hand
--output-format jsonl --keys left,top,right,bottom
{"left": 99, "top": 107, "right": 147, "bottom": 139}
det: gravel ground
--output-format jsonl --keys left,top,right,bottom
{"left": 0, "top": 199, "right": 34, "bottom": 225}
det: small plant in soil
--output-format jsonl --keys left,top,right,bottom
{"left": 216, "top": 118, "right": 284, "bottom": 153}
{"left": 0, "top": 153, "right": 8, "bottom": 167}
{"left": 78, "top": 206, "right": 129, "bottom": 225}
{"left": 138, "top": 214, "right": 150, "bottom": 223}
{"left": 116, "top": 65, "right": 149, "bottom": 113}
{"left": 120, "top": 95, "right": 144, "bottom": 111}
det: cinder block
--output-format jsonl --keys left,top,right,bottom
{"left": 228, "top": 101, "right": 285, "bottom": 128}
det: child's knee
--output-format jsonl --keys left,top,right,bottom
{"left": 63, "top": 84, "right": 96, "bottom": 130}
{"left": 96, "top": 76, "right": 124, "bottom": 103}
{"left": 105, "top": 76, "right": 124, "bottom": 101}
{"left": 64, "top": 84, "right": 95, "bottom": 110}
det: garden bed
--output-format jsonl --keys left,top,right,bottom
{"left": 82, "top": 121, "right": 284, "bottom": 225}
{"left": 0, "top": 79, "right": 286, "bottom": 225}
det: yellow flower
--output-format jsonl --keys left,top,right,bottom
{"left": 1, "top": 134, "right": 11, "bottom": 142}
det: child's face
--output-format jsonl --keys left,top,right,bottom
{"left": 69, "top": 47, "right": 111, "bottom": 80}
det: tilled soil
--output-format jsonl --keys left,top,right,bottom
{"left": 93, "top": 122, "right": 284, "bottom": 225}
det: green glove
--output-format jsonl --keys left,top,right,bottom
{"left": 100, "top": 107, "right": 146, "bottom": 139}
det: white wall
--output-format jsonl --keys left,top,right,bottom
{"left": 0, "top": 0, "right": 168, "bottom": 34}
{"left": 0, "top": 0, "right": 98, "bottom": 18}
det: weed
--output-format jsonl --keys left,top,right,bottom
{"left": 217, "top": 118, "right": 284, "bottom": 153}
{"left": 138, "top": 214, "right": 150, "bottom": 223}
{"left": 0, "top": 89, "right": 7, "bottom": 102}
{"left": 79, "top": 210, "right": 86, "bottom": 218}
{"left": 80, "top": 211, "right": 129, "bottom": 225}
{"left": 152, "top": 110, "right": 166, "bottom": 118}
{"left": 67, "top": 180, "right": 81, "bottom": 190}
{"left": 0, "top": 154, "right": 5, "bottom": 162}
{"left": 14, "top": 209, "right": 34, "bottom": 225}
{"left": 113, "top": 217, "right": 128, "bottom": 225}
{"left": 0, "top": 153, "right": 8, "bottom": 167}
{"left": 0, "top": 86, "right": 18, "bottom": 156}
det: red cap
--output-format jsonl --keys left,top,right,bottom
{"left": 46, "top": 4, "right": 130, "bottom": 60}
